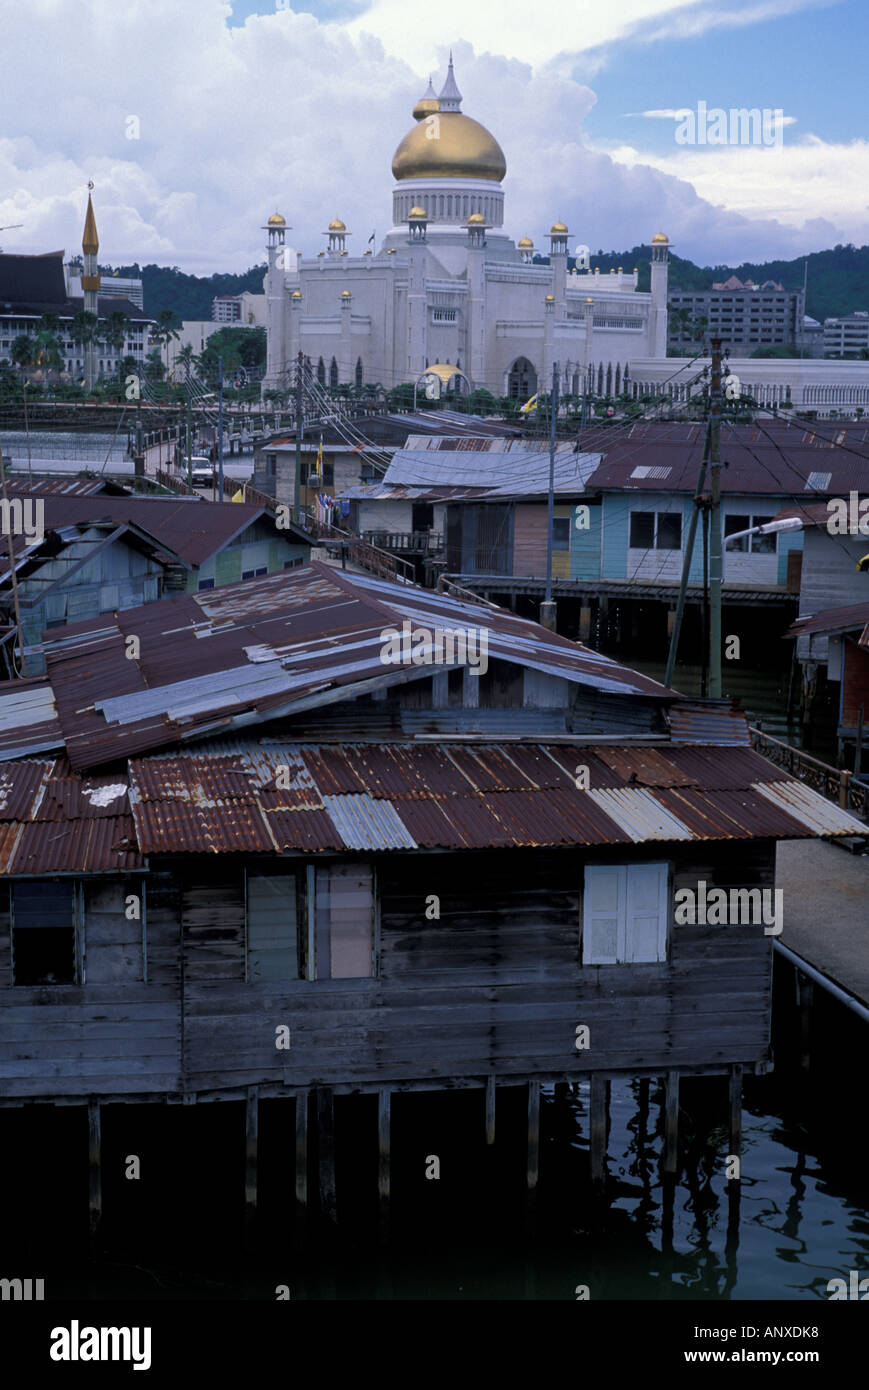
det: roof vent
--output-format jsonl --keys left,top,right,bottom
{"left": 630, "top": 465, "right": 672, "bottom": 480}
{"left": 805, "top": 471, "right": 832, "bottom": 490}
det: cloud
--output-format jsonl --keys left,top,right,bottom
{"left": 0, "top": 0, "right": 857, "bottom": 278}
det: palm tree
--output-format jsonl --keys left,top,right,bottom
{"left": 150, "top": 309, "right": 181, "bottom": 374}
{"left": 9, "top": 333, "right": 34, "bottom": 386}
{"left": 32, "top": 330, "right": 63, "bottom": 375}
{"left": 70, "top": 310, "right": 100, "bottom": 382}
{"left": 102, "top": 310, "right": 130, "bottom": 379}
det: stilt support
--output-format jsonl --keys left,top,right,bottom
{"left": 295, "top": 1091, "right": 308, "bottom": 1247}
{"left": 663, "top": 1070, "right": 680, "bottom": 1175}
{"left": 378, "top": 1089, "right": 391, "bottom": 1245}
{"left": 245, "top": 1086, "right": 258, "bottom": 1246}
{"left": 527, "top": 1081, "right": 540, "bottom": 1194}
{"left": 485, "top": 1076, "right": 496, "bottom": 1146}
{"left": 88, "top": 1098, "right": 102, "bottom": 1248}
{"left": 589, "top": 1074, "right": 608, "bottom": 1187}
{"left": 317, "top": 1087, "right": 337, "bottom": 1227}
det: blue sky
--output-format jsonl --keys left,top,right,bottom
{"left": 0, "top": 0, "right": 865, "bottom": 273}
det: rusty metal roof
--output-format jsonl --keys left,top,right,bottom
{"left": 124, "top": 738, "right": 865, "bottom": 855}
{"left": 0, "top": 756, "right": 141, "bottom": 874}
{"left": 587, "top": 441, "right": 866, "bottom": 497}
{"left": 786, "top": 603, "right": 869, "bottom": 642}
{"left": 668, "top": 700, "right": 752, "bottom": 745}
{"left": 0, "top": 677, "right": 64, "bottom": 760}
{"left": 39, "top": 562, "right": 678, "bottom": 770}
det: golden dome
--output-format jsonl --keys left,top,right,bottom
{"left": 651, "top": 232, "right": 669, "bottom": 243}
{"left": 585, "top": 297, "right": 594, "bottom": 303}
{"left": 517, "top": 236, "right": 533, "bottom": 248}
{"left": 291, "top": 290, "right": 302, "bottom": 298}
{"left": 408, "top": 206, "right": 428, "bottom": 218}
{"left": 267, "top": 212, "right": 286, "bottom": 226}
{"left": 341, "top": 290, "right": 352, "bottom": 298}
{"left": 328, "top": 218, "right": 346, "bottom": 232}
{"left": 544, "top": 294, "right": 555, "bottom": 302}
{"left": 550, "top": 221, "right": 568, "bottom": 234}
{"left": 392, "top": 112, "right": 506, "bottom": 182}
{"left": 467, "top": 212, "right": 486, "bottom": 225}
{"left": 422, "top": 363, "right": 464, "bottom": 385}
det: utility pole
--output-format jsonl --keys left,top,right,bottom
{"left": 185, "top": 364, "right": 193, "bottom": 489}
{"left": 708, "top": 337, "right": 723, "bottom": 697}
{"left": 541, "top": 361, "right": 559, "bottom": 631}
{"left": 0, "top": 441, "right": 27, "bottom": 677}
{"left": 217, "top": 355, "right": 225, "bottom": 502}
{"left": 294, "top": 350, "right": 303, "bottom": 525}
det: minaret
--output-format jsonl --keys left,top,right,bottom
{"left": 437, "top": 53, "right": 462, "bottom": 112}
{"left": 81, "top": 184, "right": 101, "bottom": 391}
{"left": 649, "top": 233, "right": 670, "bottom": 358}
{"left": 263, "top": 212, "right": 290, "bottom": 391}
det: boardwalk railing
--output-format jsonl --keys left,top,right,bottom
{"left": 363, "top": 530, "right": 444, "bottom": 553}
{"left": 304, "top": 513, "right": 415, "bottom": 585}
{"left": 749, "top": 726, "right": 868, "bottom": 821}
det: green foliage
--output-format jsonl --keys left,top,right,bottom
{"left": 196, "top": 326, "right": 266, "bottom": 378}
{"left": 750, "top": 344, "right": 798, "bottom": 358}
{"left": 100, "top": 261, "right": 267, "bottom": 321}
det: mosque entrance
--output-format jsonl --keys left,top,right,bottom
{"left": 507, "top": 357, "right": 537, "bottom": 399}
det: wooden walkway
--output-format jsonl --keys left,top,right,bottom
{"left": 777, "top": 839, "right": 869, "bottom": 1007}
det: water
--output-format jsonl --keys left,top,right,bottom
{"left": 0, "top": 429, "right": 254, "bottom": 480}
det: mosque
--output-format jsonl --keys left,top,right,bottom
{"left": 262, "top": 57, "right": 671, "bottom": 401}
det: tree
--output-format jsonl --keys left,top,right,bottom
{"left": 144, "top": 348, "right": 166, "bottom": 382}
{"left": 150, "top": 308, "right": 181, "bottom": 373}
{"left": 69, "top": 310, "right": 100, "bottom": 373}
{"left": 102, "top": 310, "right": 130, "bottom": 377}
{"left": 9, "top": 333, "right": 34, "bottom": 384}
{"left": 32, "top": 330, "right": 63, "bottom": 374}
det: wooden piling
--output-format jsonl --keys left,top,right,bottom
{"left": 797, "top": 971, "right": 814, "bottom": 1071}
{"left": 244, "top": 1086, "right": 258, "bottom": 1246}
{"left": 317, "top": 1087, "right": 337, "bottom": 1227}
{"left": 485, "top": 1076, "right": 496, "bottom": 1146}
{"left": 527, "top": 1081, "right": 540, "bottom": 1194}
{"left": 589, "top": 1074, "right": 608, "bottom": 1186}
{"left": 378, "top": 1089, "right": 391, "bottom": 1244}
{"left": 87, "top": 1098, "right": 101, "bottom": 1247}
{"left": 663, "top": 1070, "right": 680, "bottom": 1175}
{"left": 728, "top": 1064, "right": 743, "bottom": 1232}
{"left": 295, "top": 1090, "right": 308, "bottom": 1248}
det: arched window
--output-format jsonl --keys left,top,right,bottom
{"left": 597, "top": 364, "right": 604, "bottom": 396}
{"left": 507, "top": 356, "right": 537, "bottom": 400}
{"left": 329, "top": 356, "right": 338, "bottom": 389}
{"left": 355, "top": 357, "right": 363, "bottom": 389}
{"left": 447, "top": 196, "right": 453, "bottom": 217}
{"left": 317, "top": 357, "right": 326, "bottom": 385}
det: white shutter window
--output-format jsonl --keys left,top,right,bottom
{"left": 625, "top": 862, "right": 669, "bottom": 963}
{"left": 583, "top": 865, "right": 624, "bottom": 964}
{"left": 247, "top": 873, "right": 298, "bottom": 980}
{"left": 583, "top": 863, "right": 669, "bottom": 964}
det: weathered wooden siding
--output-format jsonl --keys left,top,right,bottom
{"left": 0, "top": 845, "right": 774, "bottom": 1099}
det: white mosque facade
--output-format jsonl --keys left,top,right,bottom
{"left": 262, "top": 59, "right": 671, "bottom": 401}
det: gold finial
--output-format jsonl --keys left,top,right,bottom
{"left": 82, "top": 188, "right": 99, "bottom": 255}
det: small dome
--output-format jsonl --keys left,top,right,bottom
{"left": 544, "top": 294, "right": 555, "bottom": 302}
{"left": 517, "top": 236, "right": 533, "bottom": 248}
{"left": 363, "top": 248, "right": 373, "bottom": 255}
{"left": 585, "top": 297, "right": 594, "bottom": 303}
{"left": 467, "top": 212, "right": 486, "bottom": 225}
{"left": 550, "top": 221, "right": 568, "bottom": 234}
{"left": 328, "top": 218, "right": 346, "bottom": 232}
{"left": 291, "top": 290, "right": 302, "bottom": 299}
{"left": 267, "top": 213, "right": 286, "bottom": 226}
{"left": 413, "top": 97, "right": 440, "bottom": 121}
{"left": 651, "top": 232, "right": 669, "bottom": 243}
{"left": 341, "top": 290, "right": 352, "bottom": 298}
{"left": 409, "top": 206, "right": 428, "bottom": 218}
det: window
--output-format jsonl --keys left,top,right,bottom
{"left": 241, "top": 566, "right": 268, "bottom": 579}
{"left": 246, "top": 863, "right": 375, "bottom": 981}
{"left": 582, "top": 863, "right": 669, "bottom": 964}
{"left": 283, "top": 556, "right": 304, "bottom": 569}
{"left": 198, "top": 578, "right": 215, "bottom": 591}
{"left": 725, "top": 512, "right": 777, "bottom": 554}
{"left": 265, "top": 453, "right": 277, "bottom": 476}
{"left": 629, "top": 510, "right": 681, "bottom": 551}
{"left": 551, "top": 517, "right": 570, "bottom": 549}
{"left": 12, "top": 880, "right": 77, "bottom": 985}
{"left": 412, "top": 502, "right": 434, "bottom": 532}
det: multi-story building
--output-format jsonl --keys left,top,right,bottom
{"left": 66, "top": 266, "right": 144, "bottom": 310}
{"left": 668, "top": 276, "right": 806, "bottom": 355}
{"left": 212, "top": 292, "right": 266, "bottom": 326}
{"left": 823, "top": 311, "right": 869, "bottom": 358}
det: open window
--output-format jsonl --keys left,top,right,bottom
{"left": 246, "top": 869, "right": 305, "bottom": 981}
{"left": 12, "top": 880, "right": 77, "bottom": 985}
{"left": 246, "top": 863, "right": 376, "bottom": 981}
{"left": 582, "top": 863, "right": 669, "bottom": 964}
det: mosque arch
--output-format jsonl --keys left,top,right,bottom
{"left": 355, "top": 357, "right": 363, "bottom": 389}
{"left": 317, "top": 357, "right": 326, "bottom": 385}
{"left": 507, "top": 356, "right": 537, "bottom": 399}
{"left": 329, "top": 356, "right": 339, "bottom": 389}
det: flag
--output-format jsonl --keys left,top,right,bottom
{"left": 231, "top": 489, "right": 244, "bottom": 503}
{"left": 519, "top": 392, "right": 538, "bottom": 415}
{"left": 368, "top": 231, "right": 376, "bottom": 245}
{"left": 316, "top": 440, "right": 323, "bottom": 472}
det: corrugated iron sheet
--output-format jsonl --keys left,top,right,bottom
{"left": 0, "top": 755, "right": 143, "bottom": 874}
{"left": 119, "top": 739, "right": 864, "bottom": 856}
{"left": 668, "top": 700, "right": 752, "bottom": 746}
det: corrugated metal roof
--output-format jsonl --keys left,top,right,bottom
{"left": 587, "top": 441, "right": 866, "bottom": 497}
{"left": 668, "top": 700, "right": 752, "bottom": 746}
{"left": 120, "top": 738, "right": 864, "bottom": 856}
{"left": 0, "top": 679, "right": 64, "bottom": 761}
{"left": 383, "top": 445, "right": 599, "bottom": 496}
{"left": 0, "top": 755, "right": 142, "bottom": 874}
{"left": 786, "top": 603, "right": 869, "bottom": 641}
{"left": 40, "top": 562, "right": 677, "bottom": 770}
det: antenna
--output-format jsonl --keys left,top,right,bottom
{"left": 0, "top": 223, "right": 23, "bottom": 252}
